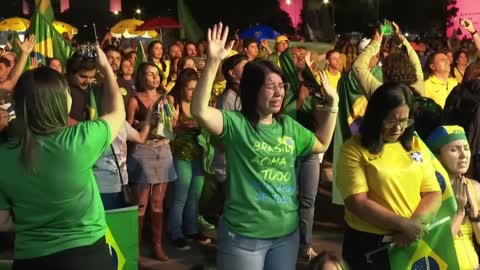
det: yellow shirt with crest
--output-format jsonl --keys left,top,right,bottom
{"left": 336, "top": 135, "right": 441, "bottom": 234}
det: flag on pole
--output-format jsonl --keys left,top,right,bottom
{"left": 105, "top": 206, "right": 138, "bottom": 270}
{"left": 28, "top": 10, "right": 74, "bottom": 71}
{"left": 34, "top": 0, "right": 54, "bottom": 23}
{"left": 388, "top": 217, "right": 460, "bottom": 270}
{"left": 134, "top": 40, "right": 146, "bottom": 73}
{"left": 178, "top": 0, "right": 204, "bottom": 42}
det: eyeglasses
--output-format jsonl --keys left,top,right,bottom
{"left": 263, "top": 82, "right": 290, "bottom": 92}
{"left": 383, "top": 118, "right": 414, "bottom": 129}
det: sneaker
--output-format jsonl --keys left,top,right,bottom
{"left": 198, "top": 216, "right": 215, "bottom": 230}
{"left": 303, "top": 247, "right": 318, "bottom": 261}
{"left": 172, "top": 238, "right": 191, "bottom": 250}
{"left": 187, "top": 233, "right": 212, "bottom": 245}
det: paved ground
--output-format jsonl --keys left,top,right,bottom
{"left": 139, "top": 226, "right": 344, "bottom": 270}
{"left": 0, "top": 184, "right": 345, "bottom": 270}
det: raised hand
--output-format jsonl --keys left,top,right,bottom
{"left": 319, "top": 71, "right": 339, "bottom": 106}
{"left": 460, "top": 19, "right": 476, "bottom": 34}
{"left": 207, "top": 22, "right": 235, "bottom": 62}
{"left": 95, "top": 44, "right": 110, "bottom": 70}
{"left": 18, "top": 34, "right": 35, "bottom": 55}
{"left": 305, "top": 51, "right": 314, "bottom": 70}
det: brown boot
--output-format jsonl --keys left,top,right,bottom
{"left": 151, "top": 211, "right": 169, "bottom": 261}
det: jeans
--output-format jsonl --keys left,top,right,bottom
{"left": 217, "top": 218, "right": 299, "bottom": 270}
{"left": 296, "top": 153, "right": 320, "bottom": 250}
{"left": 168, "top": 158, "right": 204, "bottom": 240}
{"left": 100, "top": 192, "right": 126, "bottom": 211}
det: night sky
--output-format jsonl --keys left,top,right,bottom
{"left": 1, "top": 0, "right": 451, "bottom": 39}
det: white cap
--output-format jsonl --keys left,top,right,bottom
{"left": 358, "top": 38, "right": 371, "bottom": 52}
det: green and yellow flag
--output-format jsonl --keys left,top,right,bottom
{"left": 178, "top": 0, "right": 204, "bottom": 42}
{"left": 105, "top": 206, "right": 138, "bottom": 270}
{"left": 388, "top": 217, "right": 460, "bottom": 270}
{"left": 133, "top": 40, "right": 146, "bottom": 73}
{"left": 28, "top": 8, "right": 74, "bottom": 70}
{"left": 332, "top": 67, "right": 383, "bottom": 204}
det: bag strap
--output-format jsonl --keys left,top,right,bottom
{"left": 110, "top": 145, "right": 125, "bottom": 185}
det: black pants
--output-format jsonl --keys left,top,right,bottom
{"left": 342, "top": 227, "right": 390, "bottom": 270}
{"left": 13, "top": 237, "right": 114, "bottom": 270}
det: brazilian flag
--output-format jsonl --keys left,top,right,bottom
{"left": 279, "top": 47, "right": 319, "bottom": 120}
{"left": 28, "top": 9, "right": 74, "bottom": 71}
{"left": 389, "top": 217, "right": 460, "bottom": 270}
{"left": 105, "top": 207, "right": 138, "bottom": 270}
{"left": 178, "top": 0, "right": 205, "bottom": 42}
{"left": 133, "top": 40, "right": 146, "bottom": 74}
{"left": 387, "top": 137, "right": 459, "bottom": 270}
{"left": 331, "top": 67, "right": 383, "bottom": 204}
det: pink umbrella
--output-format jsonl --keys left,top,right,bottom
{"left": 136, "top": 16, "right": 181, "bottom": 42}
{"left": 136, "top": 16, "right": 181, "bottom": 31}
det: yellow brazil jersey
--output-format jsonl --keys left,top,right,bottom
{"left": 424, "top": 75, "right": 458, "bottom": 108}
{"left": 325, "top": 69, "right": 342, "bottom": 91}
{"left": 336, "top": 136, "right": 441, "bottom": 234}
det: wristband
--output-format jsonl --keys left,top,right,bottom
{"left": 469, "top": 215, "right": 480, "bottom": 222}
{"left": 315, "top": 105, "right": 338, "bottom": 113}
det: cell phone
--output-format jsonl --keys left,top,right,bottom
{"left": 460, "top": 18, "right": 470, "bottom": 28}
{"left": 379, "top": 19, "right": 393, "bottom": 36}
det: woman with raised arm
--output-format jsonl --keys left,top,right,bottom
{"left": 191, "top": 23, "right": 339, "bottom": 270}
{"left": 0, "top": 45, "right": 124, "bottom": 269}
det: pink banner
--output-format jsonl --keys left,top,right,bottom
{"left": 279, "top": 0, "right": 303, "bottom": 28}
{"left": 110, "top": 0, "right": 122, "bottom": 13}
{"left": 446, "top": 0, "right": 480, "bottom": 39}
{"left": 22, "top": 0, "right": 29, "bottom": 15}
{"left": 60, "top": 0, "right": 70, "bottom": 12}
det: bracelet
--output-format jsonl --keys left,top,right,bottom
{"left": 315, "top": 105, "right": 339, "bottom": 113}
{"left": 469, "top": 216, "right": 480, "bottom": 222}
{"left": 472, "top": 31, "right": 478, "bottom": 36}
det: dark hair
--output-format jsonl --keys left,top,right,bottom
{"left": 170, "top": 68, "right": 198, "bottom": 107}
{"left": 183, "top": 41, "right": 197, "bottom": 55}
{"left": 326, "top": 49, "right": 341, "bottom": 60}
{"left": 382, "top": 51, "right": 418, "bottom": 86}
{"left": 177, "top": 56, "right": 195, "bottom": 74}
{"left": 425, "top": 51, "right": 447, "bottom": 78}
{"left": 462, "top": 61, "right": 480, "bottom": 83}
{"left": 222, "top": 54, "right": 248, "bottom": 85}
{"left": 11, "top": 67, "right": 70, "bottom": 171}
{"left": 450, "top": 49, "right": 469, "bottom": 78}
{"left": 66, "top": 52, "right": 96, "bottom": 75}
{"left": 103, "top": 45, "right": 121, "bottom": 55}
{"left": 118, "top": 58, "right": 133, "bottom": 77}
{"left": 46, "top": 57, "right": 60, "bottom": 67}
{"left": 243, "top": 38, "right": 257, "bottom": 49}
{"left": 443, "top": 79, "right": 480, "bottom": 136}
{"left": 135, "top": 62, "right": 161, "bottom": 93}
{"left": 147, "top": 40, "right": 166, "bottom": 70}
{"left": 413, "top": 96, "right": 443, "bottom": 141}
{"left": 360, "top": 83, "right": 415, "bottom": 154}
{"left": 0, "top": 57, "right": 11, "bottom": 67}
{"left": 239, "top": 59, "right": 284, "bottom": 128}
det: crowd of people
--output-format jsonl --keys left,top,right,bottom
{"left": 0, "top": 15, "right": 480, "bottom": 270}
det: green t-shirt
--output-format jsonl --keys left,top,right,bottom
{"left": 220, "top": 111, "right": 315, "bottom": 238}
{"left": 0, "top": 119, "right": 111, "bottom": 259}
